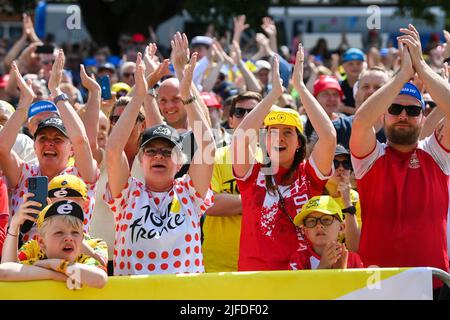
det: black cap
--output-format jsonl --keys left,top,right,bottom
{"left": 37, "top": 200, "right": 84, "bottom": 228}
{"left": 34, "top": 116, "right": 68, "bottom": 139}
{"left": 335, "top": 144, "right": 350, "bottom": 157}
{"left": 140, "top": 124, "right": 181, "bottom": 149}
{"left": 98, "top": 62, "right": 116, "bottom": 72}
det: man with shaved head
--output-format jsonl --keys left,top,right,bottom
{"left": 157, "top": 77, "right": 188, "bottom": 131}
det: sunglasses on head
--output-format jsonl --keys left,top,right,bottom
{"left": 334, "top": 159, "right": 352, "bottom": 170}
{"left": 388, "top": 103, "right": 422, "bottom": 117}
{"left": 233, "top": 107, "right": 252, "bottom": 118}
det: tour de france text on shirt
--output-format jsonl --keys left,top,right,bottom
{"left": 130, "top": 203, "right": 185, "bottom": 243}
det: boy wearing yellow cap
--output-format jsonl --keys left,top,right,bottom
{"left": 0, "top": 201, "right": 107, "bottom": 289}
{"left": 289, "top": 196, "right": 363, "bottom": 270}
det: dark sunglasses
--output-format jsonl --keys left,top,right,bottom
{"left": 388, "top": 103, "right": 422, "bottom": 117}
{"left": 425, "top": 100, "right": 437, "bottom": 109}
{"left": 123, "top": 72, "right": 134, "bottom": 78}
{"left": 42, "top": 60, "right": 55, "bottom": 65}
{"left": 233, "top": 107, "right": 252, "bottom": 118}
{"left": 304, "top": 215, "right": 337, "bottom": 228}
{"left": 143, "top": 147, "right": 173, "bottom": 158}
{"left": 334, "top": 159, "right": 352, "bottom": 170}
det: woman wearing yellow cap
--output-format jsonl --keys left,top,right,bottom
{"left": 231, "top": 44, "right": 336, "bottom": 271}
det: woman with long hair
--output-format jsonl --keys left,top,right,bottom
{"left": 232, "top": 45, "right": 336, "bottom": 271}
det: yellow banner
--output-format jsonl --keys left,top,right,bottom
{"left": 0, "top": 268, "right": 429, "bottom": 300}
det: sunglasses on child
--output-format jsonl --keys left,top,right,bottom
{"left": 304, "top": 215, "right": 338, "bottom": 228}
{"left": 233, "top": 107, "right": 252, "bottom": 118}
{"left": 334, "top": 159, "right": 352, "bottom": 170}
{"left": 388, "top": 104, "right": 422, "bottom": 117}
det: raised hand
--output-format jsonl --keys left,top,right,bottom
{"left": 398, "top": 24, "right": 424, "bottom": 69}
{"left": 12, "top": 61, "right": 35, "bottom": 105}
{"left": 22, "top": 13, "right": 40, "bottom": 42}
{"left": 134, "top": 52, "right": 148, "bottom": 97}
{"left": 147, "top": 58, "right": 171, "bottom": 88}
{"left": 397, "top": 40, "right": 415, "bottom": 80}
{"left": 80, "top": 64, "right": 100, "bottom": 92}
{"left": 270, "top": 55, "right": 283, "bottom": 97}
{"left": 180, "top": 52, "right": 197, "bottom": 100}
{"left": 233, "top": 15, "right": 249, "bottom": 42}
{"left": 213, "top": 40, "right": 234, "bottom": 65}
{"left": 48, "top": 49, "right": 65, "bottom": 94}
{"left": 261, "top": 17, "right": 277, "bottom": 37}
{"left": 170, "top": 32, "right": 190, "bottom": 76}
{"left": 9, "top": 193, "right": 41, "bottom": 230}
{"left": 144, "top": 42, "right": 158, "bottom": 74}
{"left": 292, "top": 43, "right": 306, "bottom": 91}
{"left": 442, "top": 30, "right": 450, "bottom": 60}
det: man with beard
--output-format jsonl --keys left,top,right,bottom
{"left": 350, "top": 31, "right": 450, "bottom": 298}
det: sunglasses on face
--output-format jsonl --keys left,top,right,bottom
{"left": 425, "top": 100, "right": 437, "bottom": 109}
{"left": 304, "top": 215, "right": 337, "bottom": 228}
{"left": 388, "top": 103, "right": 422, "bottom": 117}
{"left": 233, "top": 107, "right": 252, "bottom": 118}
{"left": 42, "top": 60, "right": 55, "bottom": 65}
{"left": 334, "top": 159, "right": 352, "bottom": 170}
{"left": 143, "top": 147, "right": 173, "bottom": 158}
{"left": 122, "top": 72, "right": 134, "bottom": 78}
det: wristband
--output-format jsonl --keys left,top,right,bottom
{"left": 342, "top": 205, "right": 356, "bottom": 215}
{"left": 181, "top": 96, "right": 197, "bottom": 105}
{"left": 6, "top": 226, "right": 18, "bottom": 237}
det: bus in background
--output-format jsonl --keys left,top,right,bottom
{"left": 269, "top": 6, "right": 446, "bottom": 51}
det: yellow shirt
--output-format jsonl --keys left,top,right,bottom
{"left": 18, "top": 234, "right": 108, "bottom": 272}
{"left": 202, "top": 146, "right": 242, "bottom": 272}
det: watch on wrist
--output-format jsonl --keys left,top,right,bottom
{"left": 53, "top": 93, "right": 69, "bottom": 105}
{"left": 342, "top": 205, "right": 356, "bottom": 215}
{"left": 147, "top": 88, "right": 157, "bottom": 98}
{"left": 181, "top": 95, "right": 197, "bottom": 105}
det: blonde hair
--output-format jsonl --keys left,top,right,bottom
{"left": 39, "top": 215, "right": 83, "bottom": 237}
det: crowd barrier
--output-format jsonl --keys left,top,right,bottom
{"left": 0, "top": 267, "right": 447, "bottom": 300}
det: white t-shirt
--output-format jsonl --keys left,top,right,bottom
{"left": 103, "top": 173, "right": 213, "bottom": 276}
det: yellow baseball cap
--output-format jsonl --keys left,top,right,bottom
{"left": 111, "top": 82, "right": 131, "bottom": 94}
{"left": 293, "top": 195, "right": 343, "bottom": 226}
{"left": 263, "top": 106, "right": 304, "bottom": 133}
{"left": 36, "top": 200, "right": 84, "bottom": 229}
{"left": 48, "top": 175, "right": 87, "bottom": 200}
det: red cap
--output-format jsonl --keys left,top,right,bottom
{"left": 0, "top": 74, "right": 9, "bottom": 88}
{"left": 201, "top": 92, "right": 222, "bottom": 109}
{"left": 132, "top": 33, "right": 146, "bottom": 43}
{"left": 313, "top": 75, "right": 343, "bottom": 97}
